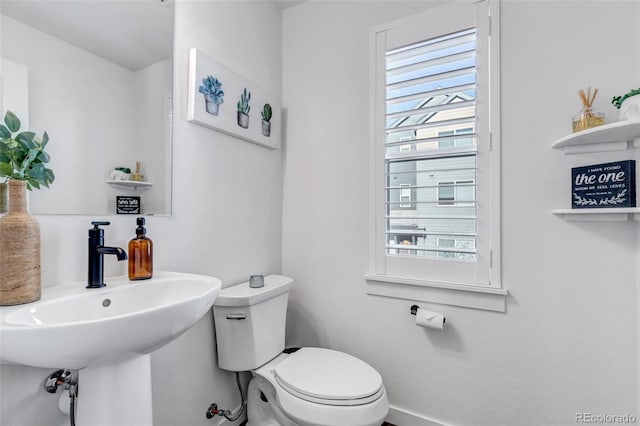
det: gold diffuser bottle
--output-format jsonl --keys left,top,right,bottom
{"left": 572, "top": 87, "right": 604, "bottom": 133}
{"left": 130, "top": 161, "right": 144, "bottom": 182}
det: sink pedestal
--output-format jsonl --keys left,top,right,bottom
{"left": 77, "top": 353, "right": 153, "bottom": 426}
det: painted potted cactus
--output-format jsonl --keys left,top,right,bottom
{"left": 261, "top": 103, "right": 272, "bottom": 137}
{"left": 237, "top": 88, "right": 251, "bottom": 129}
{"left": 198, "top": 75, "right": 224, "bottom": 116}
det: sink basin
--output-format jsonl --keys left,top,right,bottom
{"left": 0, "top": 271, "right": 221, "bottom": 369}
{"left": 1, "top": 271, "right": 221, "bottom": 425}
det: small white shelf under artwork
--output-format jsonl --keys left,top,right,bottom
{"left": 551, "top": 208, "right": 640, "bottom": 222}
{"left": 106, "top": 180, "right": 153, "bottom": 190}
{"left": 551, "top": 119, "right": 640, "bottom": 154}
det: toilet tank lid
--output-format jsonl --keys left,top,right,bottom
{"left": 213, "top": 275, "right": 293, "bottom": 307}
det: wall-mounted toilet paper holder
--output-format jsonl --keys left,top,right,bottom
{"left": 410, "top": 304, "right": 446, "bottom": 325}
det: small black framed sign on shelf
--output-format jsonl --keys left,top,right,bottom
{"left": 572, "top": 160, "right": 636, "bottom": 209}
{"left": 116, "top": 196, "right": 141, "bottom": 214}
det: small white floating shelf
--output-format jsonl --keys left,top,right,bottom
{"left": 106, "top": 180, "right": 153, "bottom": 190}
{"left": 552, "top": 119, "right": 640, "bottom": 154}
{"left": 552, "top": 208, "right": 640, "bottom": 222}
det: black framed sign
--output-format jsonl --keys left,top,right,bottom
{"left": 572, "top": 160, "right": 636, "bottom": 209}
{"left": 116, "top": 196, "right": 141, "bottom": 214}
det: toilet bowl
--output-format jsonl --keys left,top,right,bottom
{"left": 213, "top": 275, "right": 389, "bottom": 426}
{"left": 247, "top": 348, "right": 388, "bottom": 426}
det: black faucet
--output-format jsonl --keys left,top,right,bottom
{"left": 87, "top": 221, "right": 127, "bottom": 289}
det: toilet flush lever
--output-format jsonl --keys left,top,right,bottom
{"left": 226, "top": 313, "right": 246, "bottom": 320}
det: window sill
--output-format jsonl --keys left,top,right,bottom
{"left": 364, "top": 274, "right": 507, "bottom": 312}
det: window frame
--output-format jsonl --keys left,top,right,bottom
{"left": 367, "top": 0, "right": 505, "bottom": 312}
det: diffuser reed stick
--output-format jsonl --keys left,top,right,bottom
{"left": 578, "top": 87, "right": 598, "bottom": 117}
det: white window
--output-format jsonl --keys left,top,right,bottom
{"left": 399, "top": 136, "right": 412, "bottom": 152}
{"left": 368, "top": 0, "right": 502, "bottom": 299}
{"left": 437, "top": 181, "right": 455, "bottom": 206}
{"left": 437, "top": 179, "right": 475, "bottom": 206}
{"left": 399, "top": 183, "right": 412, "bottom": 207}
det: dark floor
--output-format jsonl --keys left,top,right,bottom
{"left": 240, "top": 421, "right": 396, "bottom": 425}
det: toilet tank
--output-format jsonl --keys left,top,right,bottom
{"left": 213, "top": 275, "right": 293, "bottom": 371}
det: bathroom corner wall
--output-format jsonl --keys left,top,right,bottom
{"left": 150, "top": 2, "right": 283, "bottom": 424}
{"left": 282, "top": 1, "right": 638, "bottom": 425}
{"left": 0, "top": 2, "right": 283, "bottom": 426}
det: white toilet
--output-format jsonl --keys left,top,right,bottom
{"left": 213, "top": 275, "right": 389, "bottom": 426}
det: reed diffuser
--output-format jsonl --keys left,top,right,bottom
{"left": 131, "top": 161, "right": 144, "bottom": 182}
{"left": 572, "top": 87, "right": 604, "bottom": 133}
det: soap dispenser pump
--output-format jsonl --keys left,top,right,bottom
{"left": 128, "top": 217, "right": 153, "bottom": 280}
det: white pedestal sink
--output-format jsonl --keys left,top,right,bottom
{"left": 0, "top": 271, "right": 221, "bottom": 426}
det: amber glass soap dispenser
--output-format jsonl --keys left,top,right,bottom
{"left": 128, "top": 217, "right": 153, "bottom": 280}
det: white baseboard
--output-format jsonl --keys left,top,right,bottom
{"left": 386, "top": 405, "right": 450, "bottom": 426}
{"left": 213, "top": 403, "right": 446, "bottom": 426}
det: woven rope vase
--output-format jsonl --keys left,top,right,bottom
{"left": 0, "top": 180, "right": 41, "bottom": 305}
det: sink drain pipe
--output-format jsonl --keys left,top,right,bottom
{"left": 44, "top": 369, "right": 78, "bottom": 426}
{"left": 206, "top": 371, "right": 247, "bottom": 422}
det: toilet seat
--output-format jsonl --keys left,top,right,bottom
{"left": 252, "top": 348, "right": 389, "bottom": 426}
{"left": 273, "top": 348, "right": 384, "bottom": 406}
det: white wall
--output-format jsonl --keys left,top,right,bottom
{"left": 151, "top": 2, "right": 282, "bottom": 424}
{"left": 133, "top": 57, "right": 173, "bottom": 215}
{"left": 0, "top": 2, "right": 282, "bottom": 425}
{"left": 282, "top": 2, "right": 638, "bottom": 426}
{"left": 0, "top": 14, "right": 171, "bottom": 215}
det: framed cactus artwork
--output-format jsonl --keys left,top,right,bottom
{"left": 187, "top": 48, "right": 281, "bottom": 149}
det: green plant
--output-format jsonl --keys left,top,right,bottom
{"left": 611, "top": 88, "right": 640, "bottom": 109}
{"left": 261, "top": 103, "right": 272, "bottom": 122}
{"left": 237, "top": 88, "right": 251, "bottom": 114}
{"left": 0, "top": 111, "right": 55, "bottom": 190}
